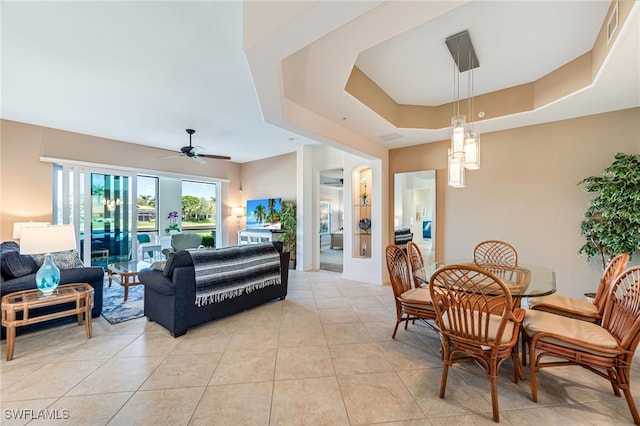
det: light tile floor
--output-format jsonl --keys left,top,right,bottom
{"left": 2, "top": 269, "right": 640, "bottom": 425}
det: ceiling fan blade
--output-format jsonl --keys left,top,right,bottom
{"left": 160, "top": 154, "right": 185, "bottom": 159}
{"left": 199, "top": 153, "right": 231, "bottom": 160}
{"left": 191, "top": 155, "right": 206, "bottom": 165}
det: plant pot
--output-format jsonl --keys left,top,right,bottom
{"left": 289, "top": 258, "right": 296, "bottom": 270}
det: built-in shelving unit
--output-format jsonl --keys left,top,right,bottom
{"left": 353, "top": 167, "right": 372, "bottom": 259}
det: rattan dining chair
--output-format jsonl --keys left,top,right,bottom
{"left": 385, "top": 244, "right": 436, "bottom": 338}
{"left": 527, "top": 253, "right": 628, "bottom": 323}
{"left": 473, "top": 240, "right": 518, "bottom": 267}
{"left": 407, "top": 241, "right": 425, "bottom": 289}
{"left": 429, "top": 263, "right": 525, "bottom": 423}
{"left": 523, "top": 265, "right": 640, "bottom": 425}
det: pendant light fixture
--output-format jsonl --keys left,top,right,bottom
{"left": 464, "top": 45, "right": 480, "bottom": 170}
{"left": 445, "top": 30, "right": 481, "bottom": 187}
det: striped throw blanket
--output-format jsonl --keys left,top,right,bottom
{"left": 189, "top": 244, "right": 281, "bottom": 307}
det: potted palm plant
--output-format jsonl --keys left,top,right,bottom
{"left": 578, "top": 153, "right": 640, "bottom": 270}
{"left": 280, "top": 201, "right": 297, "bottom": 269}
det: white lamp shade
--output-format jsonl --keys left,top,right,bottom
{"left": 450, "top": 115, "right": 466, "bottom": 157}
{"left": 464, "top": 130, "right": 481, "bottom": 170}
{"left": 19, "top": 224, "right": 77, "bottom": 255}
{"left": 448, "top": 149, "right": 465, "bottom": 188}
{"left": 13, "top": 221, "right": 50, "bottom": 239}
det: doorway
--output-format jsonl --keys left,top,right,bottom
{"left": 319, "top": 169, "right": 344, "bottom": 272}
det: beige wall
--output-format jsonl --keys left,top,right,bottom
{"left": 236, "top": 152, "right": 296, "bottom": 232}
{"left": 390, "top": 107, "right": 640, "bottom": 299}
{"left": 0, "top": 119, "right": 241, "bottom": 241}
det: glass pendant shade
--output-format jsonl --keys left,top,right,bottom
{"left": 448, "top": 149, "right": 465, "bottom": 188}
{"left": 464, "top": 128, "right": 481, "bottom": 170}
{"left": 450, "top": 115, "right": 466, "bottom": 158}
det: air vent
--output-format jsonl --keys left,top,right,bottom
{"left": 379, "top": 132, "right": 403, "bottom": 142}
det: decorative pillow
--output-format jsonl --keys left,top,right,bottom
{"left": 31, "top": 250, "right": 84, "bottom": 269}
{"left": 151, "top": 260, "right": 167, "bottom": 272}
{"left": 1, "top": 249, "right": 39, "bottom": 279}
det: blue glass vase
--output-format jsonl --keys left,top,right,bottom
{"left": 36, "top": 253, "right": 60, "bottom": 294}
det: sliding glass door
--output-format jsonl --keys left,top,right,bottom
{"left": 89, "top": 173, "right": 132, "bottom": 266}
{"left": 54, "top": 165, "right": 135, "bottom": 267}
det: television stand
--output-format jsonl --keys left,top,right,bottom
{"left": 238, "top": 229, "right": 284, "bottom": 245}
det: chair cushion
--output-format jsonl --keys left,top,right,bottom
{"left": 441, "top": 310, "right": 515, "bottom": 344}
{"left": 528, "top": 294, "right": 599, "bottom": 320}
{"left": 400, "top": 288, "right": 434, "bottom": 310}
{"left": 524, "top": 309, "right": 619, "bottom": 356}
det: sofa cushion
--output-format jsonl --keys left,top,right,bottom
{"left": 31, "top": 251, "right": 84, "bottom": 269}
{"left": 1, "top": 249, "right": 38, "bottom": 279}
{"left": 163, "top": 250, "right": 194, "bottom": 277}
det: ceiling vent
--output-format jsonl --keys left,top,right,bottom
{"left": 379, "top": 132, "right": 403, "bottom": 142}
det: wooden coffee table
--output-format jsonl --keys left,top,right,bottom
{"left": 1, "top": 283, "right": 94, "bottom": 361}
{"left": 107, "top": 260, "right": 151, "bottom": 302}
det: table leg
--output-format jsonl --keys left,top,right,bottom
{"left": 5, "top": 310, "right": 16, "bottom": 361}
{"left": 85, "top": 297, "right": 92, "bottom": 338}
{"left": 123, "top": 275, "right": 129, "bottom": 302}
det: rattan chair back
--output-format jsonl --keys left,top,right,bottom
{"left": 385, "top": 244, "right": 436, "bottom": 338}
{"left": 407, "top": 241, "right": 424, "bottom": 288}
{"left": 386, "top": 244, "right": 413, "bottom": 299}
{"left": 594, "top": 253, "right": 630, "bottom": 315}
{"left": 473, "top": 240, "right": 518, "bottom": 267}
{"left": 601, "top": 265, "right": 640, "bottom": 353}
{"left": 428, "top": 263, "right": 524, "bottom": 422}
{"left": 525, "top": 265, "right": 640, "bottom": 425}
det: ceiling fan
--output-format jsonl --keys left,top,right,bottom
{"left": 162, "top": 129, "right": 231, "bottom": 164}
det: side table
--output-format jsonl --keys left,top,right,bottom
{"left": 1, "top": 283, "right": 94, "bottom": 361}
{"left": 107, "top": 260, "right": 150, "bottom": 302}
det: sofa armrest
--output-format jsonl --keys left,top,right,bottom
{"left": 139, "top": 268, "right": 176, "bottom": 295}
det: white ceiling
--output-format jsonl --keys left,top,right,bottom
{"left": 1, "top": 1, "right": 313, "bottom": 164}
{"left": 355, "top": 1, "right": 610, "bottom": 106}
{"left": 2, "top": 1, "right": 639, "bottom": 165}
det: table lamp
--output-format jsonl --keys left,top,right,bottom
{"left": 19, "top": 224, "right": 77, "bottom": 294}
{"left": 12, "top": 221, "right": 50, "bottom": 240}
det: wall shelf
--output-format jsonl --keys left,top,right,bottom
{"left": 353, "top": 167, "right": 372, "bottom": 259}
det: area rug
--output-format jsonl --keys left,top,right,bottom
{"left": 101, "top": 281, "right": 145, "bottom": 324}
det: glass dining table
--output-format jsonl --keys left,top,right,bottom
{"left": 413, "top": 260, "right": 557, "bottom": 303}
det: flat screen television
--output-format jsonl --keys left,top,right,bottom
{"left": 246, "top": 198, "right": 282, "bottom": 230}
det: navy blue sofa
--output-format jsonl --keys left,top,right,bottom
{"left": 139, "top": 242, "right": 289, "bottom": 337}
{"left": 0, "top": 241, "right": 104, "bottom": 339}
